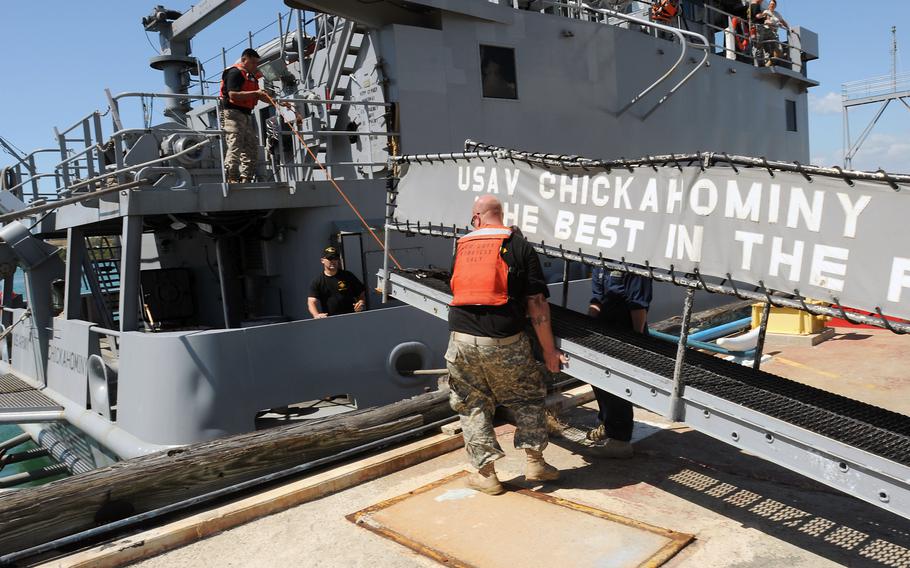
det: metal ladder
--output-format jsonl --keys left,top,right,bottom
{"left": 299, "top": 15, "right": 366, "bottom": 179}
{"left": 82, "top": 236, "right": 121, "bottom": 330}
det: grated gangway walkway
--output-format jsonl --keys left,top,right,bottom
{"left": 0, "top": 374, "right": 64, "bottom": 423}
{"left": 382, "top": 270, "right": 910, "bottom": 520}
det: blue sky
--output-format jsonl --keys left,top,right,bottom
{"left": 0, "top": 1, "right": 907, "bottom": 174}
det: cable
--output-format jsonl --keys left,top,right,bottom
{"left": 263, "top": 93, "right": 402, "bottom": 269}
{"left": 144, "top": 30, "right": 160, "bottom": 54}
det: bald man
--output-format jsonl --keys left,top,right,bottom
{"left": 445, "top": 195, "right": 568, "bottom": 495}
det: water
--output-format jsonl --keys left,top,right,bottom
{"left": 0, "top": 424, "right": 58, "bottom": 487}
{"left": 1, "top": 272, "right": 64, "bottom": 487}
{"left": 8, "top": 267, "right": 95, "bottom": 300}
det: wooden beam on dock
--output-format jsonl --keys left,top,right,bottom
{"left": 38, "top": 432, "right": 465, "bottom": 568}
{"left": 0, "top": 390, "right": 454, "bottom": 556}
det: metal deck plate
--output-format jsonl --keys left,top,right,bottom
{"left": 348, "top": 471, "right": 693, "bottom": 568}
{"left": 0, "top": 374, "right": 62, "bottom": 413}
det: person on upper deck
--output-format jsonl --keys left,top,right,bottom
{"left": 760, "top": 0, "right": 790, "bottom": 67}
{"left": 586, "top": 266, "right": 653, "bottom": 458}
{"left": 308, "top": 246, "right": 366, "bottom": 318}
{"left": 744, "top": 0, "right": 766, "bottom": 63}
{"left": 219, "top": 48, "right": 270, "bottom": 184}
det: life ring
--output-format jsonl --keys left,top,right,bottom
{"left": 651, "top": 0, "right": 679, "bottom": 24}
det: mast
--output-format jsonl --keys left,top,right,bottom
{"left": 142, "top": 1, "right": 248, "bottom": 122}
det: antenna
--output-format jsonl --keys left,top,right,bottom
{"left": 841, "top": 26, "right": 907, "bottom": 168}
{"left": 892, "top": 26, "right": 898, "bottom": 92}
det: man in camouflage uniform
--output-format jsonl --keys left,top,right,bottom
{"left": 446, "top": 195, "right": 567, "bottom": 495}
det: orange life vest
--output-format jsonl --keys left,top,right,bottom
{"left": 651, "top": 0, "right": 679, "bottom": 23}
{"left": 450, "top": 226, "right": 512, "bottom": 307}
{"left": 731, "top": 17, "right": 749, "bottom": 52}
{"left": 219, "top": 63, "right": 263, "bottom": 111}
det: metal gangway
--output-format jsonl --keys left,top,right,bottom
{"left": 379, "top": 141, "right": 910, "bottom": 521}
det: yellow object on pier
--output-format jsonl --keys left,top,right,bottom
{"left": 752, "top": 301, "right": 829, "bottom": 335}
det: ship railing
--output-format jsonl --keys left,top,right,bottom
{"left": 2, "top": 149, "right": 64, "bottom": 202}
{"left": 578, "top": 2, "right": 711, "bottom": 118}
{"left": 526, "top": 1, "right": 807, "bottom": 73}
{"left": 10, "top": 87, "right": 395, "bottom": 205}
{"left": 107, "top": 92, "right": 396, "bottom": 182}
{"left": 699, "top": 2, "right": 807, "bottom": 73}
{"left": 269, "top": 96, "right": 396, "bottom": 181}
{"left": 842, "top": 71, "right": 910, "bottom": 104}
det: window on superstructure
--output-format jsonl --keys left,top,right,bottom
{"left": 786, "top": 100, "right": 798, "bottom": 132}
{"left": 480, "top": 45, "right": 518, "bottom": 100}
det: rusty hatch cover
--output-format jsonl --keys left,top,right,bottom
{"left": 348, "top": 471, "right": 693, "bottom": 568}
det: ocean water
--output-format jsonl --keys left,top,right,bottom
{"left": 9, "top": 268, "right": 93, "bottom": 298}
{"left": 11, "top": 270, "right": 24, "bottom": 294}
{"left": 1, "top": 271, "right": 60, "bottom": 486}
{"left": 0, "top": 423, "right": 58, "bottom": 487}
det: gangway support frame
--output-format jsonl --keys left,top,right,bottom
{"left": 379, "top": 270, "right": 910, "bottom": 522}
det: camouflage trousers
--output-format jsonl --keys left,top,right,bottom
{"left": 222, "top": 109, "right": 259, "bottom": 181}
{"left": 445, "top": 332, "right": 548, "bottom": 469}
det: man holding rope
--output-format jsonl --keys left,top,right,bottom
{"left": 219, "top": 48, "right": 270, "bottom": 184}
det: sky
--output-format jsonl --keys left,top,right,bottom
{"left": 0, "top": 1, "right": 907, "bottom": 175}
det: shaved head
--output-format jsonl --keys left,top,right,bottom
{"left": 472, "top": 195, "right": 504, "bottom": 227}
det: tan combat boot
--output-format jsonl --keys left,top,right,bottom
{"left": 467, "top": 462, "right": 505, "bottom": 495}
{"left": 525, "top": 449, "right": 560, "bottom": 482}
{"left": 596, "top": 439, "right": 634, "bottom": 459}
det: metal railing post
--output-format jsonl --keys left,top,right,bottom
{"left": 278, "top": 11, "right": 285, "bottom": 63}
{"left": 215, "top": 109, "right": 229, "bottom": 191}
{"left": 753, "top": 301, "right": 771, "bottom": 371}
{"left": 561, "top": 260, "right": 570, "bottom": 308}
{"left": 81, "top": 119, "right": 97, "bottom": 189}
{"left": 296, "top": 9, "right": 306, "bottom": 81}
{"left": 27, "top": 155, "right": 39, "bottom": 200}
{"left": 92, "top": 112, "right": 105, "bottom": 179}
{"left": 53, "top": 127, "right": 70, "bottom": 188}
{"left": 381, "top": 176, "right": 396, "bottom": 304}
{"left": 105, "top": 88, "right": 124, "bottom": 133}
{"left": 666, "top": 287, "right": 695, "bottom": 422}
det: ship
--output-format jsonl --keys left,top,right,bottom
{"left": 1, "top": 1, "right": 908, "bottom": 564}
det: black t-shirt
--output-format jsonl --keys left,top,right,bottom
{"left": 222, "top": 67, "right": 253, "bottom": 114}
{"left": 746, "top": 2, "right": 764, "bottom": 23}
{"left": 309, "top": 270, "right": 365, "bottom": 316}
{"left": 448, "top": 233, "right": 549, "bottom": 338}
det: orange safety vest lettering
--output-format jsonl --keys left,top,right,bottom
{"left": 219, "top": 63, "right": 263, "bottom": 110}
{"left": 450, "top": 226, "right": 512, "bottom": 307}
{"left": 651, "top": 0, "right": 679, "bottom": 23}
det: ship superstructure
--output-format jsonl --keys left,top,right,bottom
{"left": 0, "top": 0, "right": 821, "bottom": 476}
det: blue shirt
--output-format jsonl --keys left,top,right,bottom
{"left": 590, "top": 267, "right": 652, "bottom": 311}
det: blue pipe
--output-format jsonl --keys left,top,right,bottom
{"left": 688, "top": 317, "right": 752, "bottom": 342}
{"left": 647, "top": 329, "right": 756, "bottom": 357}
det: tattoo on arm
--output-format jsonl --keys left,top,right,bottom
{"left": 530, "top": 314, "right": 549, "bottom": 325}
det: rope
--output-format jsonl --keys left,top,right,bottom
{"left": 263, "top": 93, "right": 402, "bottom": 269}
{"left": 0, "top": 309, "right": 32, "bottom": 343}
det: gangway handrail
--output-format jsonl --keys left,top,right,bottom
{"left": 579, "top": 3, "right": 711, "bottom": 117}
{"left": 389, "top": 141, "right": 910, "bottom": 335}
